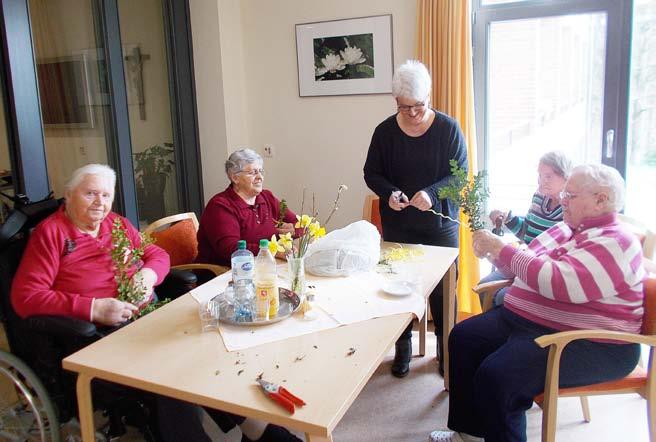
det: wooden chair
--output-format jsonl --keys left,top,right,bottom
{"left": 362, "top": 194, "right": 428, "bottom": 357}
{"left": 535, "top": 275, "right": 656, "bottom": 442}
{"left": 144, "top": 212, "right": 228, "bottom": 277}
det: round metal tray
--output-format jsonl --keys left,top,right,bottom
{"left": 214, "top": 287, "right": 301, "bottom": 326}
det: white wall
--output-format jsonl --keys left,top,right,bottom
{"left": 191, "top": 0, "right": 416, "bottom": 227}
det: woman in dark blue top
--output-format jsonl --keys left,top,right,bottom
{"left": 364, "top": 59, "right": 468, "bottom": 378}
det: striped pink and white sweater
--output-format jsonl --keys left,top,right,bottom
{"left": 495, "top": 212, "right": 645, "bottom": 334}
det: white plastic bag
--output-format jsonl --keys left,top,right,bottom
{"left": 304, "top": 220, "right": 381, "bottom": 277}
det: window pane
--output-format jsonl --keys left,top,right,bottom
{"left": 0, "top": 81, "right": 13, "bottom": 222}
{"left": 486, "top": 13, "right": 606, "bottom": 216}
{"left": 625, "top": 0, "right": 656, "bottom": 230}
{"left": 29, "top": 0, "right": 110, "bottom": 198}
{"left": 118, "top": 0, "right": 180, "bottom": 226}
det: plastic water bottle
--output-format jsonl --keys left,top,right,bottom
{"left": 231, "top": 240, "right": 254, "bottom": 284}
{"left": 254, "top": 239, "right": 278, "bottom": 320}
{"left": 233, "top": 279, "right": 255, "bottom": 322}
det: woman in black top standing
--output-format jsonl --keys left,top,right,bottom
{"left": 364, "top": 60, "right": 468, "bottom": 378}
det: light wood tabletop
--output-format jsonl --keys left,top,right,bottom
{"left": 63, "top": 243, "right": 458, "bottom": 442}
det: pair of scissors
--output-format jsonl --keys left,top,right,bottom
{"left": 257, "top": 379, "right": 306, "bottom": 414}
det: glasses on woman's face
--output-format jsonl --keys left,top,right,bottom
{"left": 559, "top": 190, "right": 598, "bottom": 201}
{"left": 238, "top": 168, "right": 265, "bottom": 177}
{"left": 397, "top": 102, "right": 426, "bottom": 114}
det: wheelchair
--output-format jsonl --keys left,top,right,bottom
{"left": 0, "top": 194, "right": 166, "bottom": 441}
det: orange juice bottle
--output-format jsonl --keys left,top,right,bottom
{"left": 254, "top": 239, "right": 278, "bottom": 319}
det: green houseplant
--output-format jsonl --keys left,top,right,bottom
{"left": 133, "top": 142, "right": 175, "bottom": 222}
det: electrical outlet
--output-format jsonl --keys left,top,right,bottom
{"left": 263, "top": 144, "right": 275, "bottom": 158}
{"left": 79, "top": 146, "right": 86, "bottom": 156}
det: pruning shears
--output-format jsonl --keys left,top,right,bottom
{"left": 257, "top": 379, "right": 306, "bottom": 414}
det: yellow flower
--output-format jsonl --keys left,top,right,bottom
{"left": 269, "top": 235, "right": 284, "bottom": 254}
{"left": 308, "top": 221, "right": 325, "bottom": 239}
{"left": 295, "top": 214, "right": 312, "bottom": 229}
{"left": 279, "top": 232, "right": 293, "bottom": 250}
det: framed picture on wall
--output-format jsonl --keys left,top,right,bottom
{"left": 295, "top": 14, "right": 393, "bottom": 97}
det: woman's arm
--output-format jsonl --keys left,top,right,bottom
{"left": 363, "top": 129, "right": 399, "bottom": 199}
{"left": 10, "top": 225, "right": 94, "bottom": 321}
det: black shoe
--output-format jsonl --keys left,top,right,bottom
{"left": 245, "top": 424, "right": 302, "bottom": 441}
{"left": 391, "top": 337, "right": 412, "bottom": 378}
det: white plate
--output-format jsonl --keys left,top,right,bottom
{"left": 381, "top": 280, "right": 413, "bottom": 296}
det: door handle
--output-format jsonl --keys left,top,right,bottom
{"left": 605, "top": 129, "right": 615, "bottom": 159}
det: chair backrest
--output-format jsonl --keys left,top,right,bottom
{"left": 642, "top": 275, "right": 656, "bottom": 335}
{"left": 619, "top": 214, "right": 656, "bottom": 260}
{"left": 144, "top": 212, "right": 199, "bottom": 266}
{"left": 362, "top": 194, "right": 382, "bottom": 235}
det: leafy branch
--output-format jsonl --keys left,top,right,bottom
{"left": 433, "top": 160, "right": 489, "bottom": 232}
{"left": 111, "top": 218, "right": 168, "bottom": 318}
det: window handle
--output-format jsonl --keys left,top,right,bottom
{"left": 605, "top": 129, "right": 615, "bottom": 159}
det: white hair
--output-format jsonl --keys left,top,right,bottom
{"left": 225, "top": 148, "right": 263, "bottom": 177}
{"left": 64, "top": 164, "right": 116, "bottom": 193}
{"left": 391, "top": 60, "right": 432, "bottom": 102}
{"left": 571, "top": 164, "right": 625, "bottom": 212}
{"left": 539, "top": 151, "right": 573, "bottom": 179}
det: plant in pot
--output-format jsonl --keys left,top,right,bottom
{"left": 134, "top": 142, "right": 175, "bottom": 223}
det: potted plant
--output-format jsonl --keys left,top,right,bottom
{"left": 133, "top": 143, "right": 175, "bottom": 222}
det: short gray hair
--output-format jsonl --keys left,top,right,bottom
{"left": 64, "top": 164, "right": 116, "bottom": 193}
{"left": 392, "top": 60, "right": 432, "bottom": 102}
{"left": 225, "top": 148, "right": 263, "bottom": 177}
{"left": 572, "top": 164, "right": 625, "bottom": 212}
{"left": 539, "top": 151, "right": 573, "bottom": 179}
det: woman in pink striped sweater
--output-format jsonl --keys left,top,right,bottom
{"left": 432, "top": 164, "right": 645, "bottom": 442}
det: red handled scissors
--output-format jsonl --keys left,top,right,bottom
{"left": 257, "top": 379, "right": 306, "bottom": 414}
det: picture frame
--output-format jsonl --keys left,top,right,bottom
{"left": 295, "top": 14, "right": 393, "bottom": 97}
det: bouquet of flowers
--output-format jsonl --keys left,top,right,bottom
{"left": 111, "top": 218, "right": 168, "bottom": 318}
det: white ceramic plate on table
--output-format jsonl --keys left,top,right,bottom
{"left": 381, "top": 280, "right": 413, "bottom": 296}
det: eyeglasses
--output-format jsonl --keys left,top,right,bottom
{"left": 559, "top": 191, "right": 598, "bottom": 200}
{"left": 397, "top": 102, "right": 426, "bottom": 113}
{"left": 238, "top": 168, "right": 265, "bottom": 177}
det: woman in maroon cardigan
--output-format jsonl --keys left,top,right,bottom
{"left": 197, "top": 148, "right": 297, "bottom": 266}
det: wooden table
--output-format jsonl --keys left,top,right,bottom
{"left": 63, "top": 244, "right": 458, "bottom": 441}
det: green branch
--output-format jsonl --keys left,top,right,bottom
{"left": 434, "top": 160, "right": 489, "bottom": 232}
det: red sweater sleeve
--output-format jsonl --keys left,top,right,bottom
{"left": 202, "top": 199, "right": 244, "bottom": 264}
{"left": 123, "top": 217, "right": 170, "bottom": 284}
{"left": 11, "top": 222, "right": 93, "bottom": 321}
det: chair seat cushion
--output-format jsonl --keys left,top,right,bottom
{"left": 534, "top": 365, "right": 647, "bottom": 404}
{"left": 150, "top": 219, "right": 197, "bottom": 266}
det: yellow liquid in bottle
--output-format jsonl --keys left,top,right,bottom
{"left": 255, "top": 280, "right": 277, "bottom": 320}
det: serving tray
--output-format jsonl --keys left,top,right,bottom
{"left": 214, "top": 287, "right": 301, "bottom": 326}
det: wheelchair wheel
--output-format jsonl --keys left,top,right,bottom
{"left": 0, "top": 349, "right": 60, "bottom": 442}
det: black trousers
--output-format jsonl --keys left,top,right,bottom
{"left": 383, "top": 223, "right": 459, "bottom": 348}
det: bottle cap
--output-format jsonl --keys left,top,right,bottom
{"left": 237, "top": 240, "right": 246, "bottom": 249}
{"left": 259, "top": 239, "right": 269, "bottom": 248}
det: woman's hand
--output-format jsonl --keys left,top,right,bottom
{"left": 388, "top": 191, "right": 410, "bottom": 211}
{"left": 277, "top": 222, "right": 295, "bottom": 235}
{"left": 131, "top": 268, "right": 158, "bottom": 303}
{"left": 472, "top": 230, "right": 505, "bottom": 261}
{"left": 489, "top": 209, "right": 507, "bottom": 223}
{"left": 92, "top": 298, "right": 138, "bottom": 326}
{"left": 410, "top": 191, "right": 432, "bottom": 211}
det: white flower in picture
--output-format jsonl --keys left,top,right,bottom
{"left": 315, "top": 53, "right": 346, "bottom": 76}
{"left": 340, "top": 45, "right": 366, "bottom": 65}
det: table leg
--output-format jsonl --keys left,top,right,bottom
{"left": 76, "top": 373, "right": 95, "bottom": 442}
{"left": 305, "top": 432, "right": 334, "bottom": 441}
{"left": 418, "top": 299, "right": 427, "bottom": 357}
{"left": 442, "top": 262, "right": 457, "bottom": 391}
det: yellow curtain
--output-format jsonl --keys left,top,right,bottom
{"left": 416, "top": 0, "right": 482, "bottom": 320}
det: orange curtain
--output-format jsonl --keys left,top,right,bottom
{"left": 416, "top": 0, "right": 482, "bottom": 320}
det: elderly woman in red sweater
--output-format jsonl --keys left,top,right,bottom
{"left": 197, "top": 148, "right": 297, "bottom": 265}
{"left": 11, "top": 163, "right": 169, "bottom": 325}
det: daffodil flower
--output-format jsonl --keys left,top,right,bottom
{"left": 279, "top": 232, "right": 293, "bottom": 250}
{"left": 308, "top": 221, "right": 325, "bottom": 239}
{"left": 269, "top": 235, "right": 285, "bottom": 254}
{"left": 295, "top": 214, "right": 312, "bottom": 229}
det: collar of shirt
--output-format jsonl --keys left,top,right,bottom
{"left": 572, "top": 211, "right": 617, "bottom": 233}
{"left": 225, "top": 185, "right": 267, "bottom": 209}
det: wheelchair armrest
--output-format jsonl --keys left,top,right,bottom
{"left": 168, "top": 267, "right": 198, "bottom": 285}
{"left": 25, "top": 315, "right": 97, "bottom": 338}
{"left": 157, "top": 268, "right": 198, "bottom": 300}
